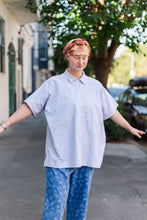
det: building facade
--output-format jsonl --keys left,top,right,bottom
{"left": 0, "top": 0, "right": 36, "bottom": 121}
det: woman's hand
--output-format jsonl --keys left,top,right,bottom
{"left": 129, "top": 127, "right": 145, "bottom": 139}
{"left": 110, "top": 110, "right": 145, "bottom": 138}
{"left": 0, "top": 125, "right": 4, "bottom": 134}
{"left": 0, "top": 103, "right": 32, "bottom": 135}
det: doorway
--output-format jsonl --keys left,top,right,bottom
{"left": 8, "top": 43, "right": 16, "bottom": 115}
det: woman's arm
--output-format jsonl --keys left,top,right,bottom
{"left": 110, "top": 110, "right": 145, "bottom": 139}
{"left": 0, "top": 103, "right": 32, "bottom": 133}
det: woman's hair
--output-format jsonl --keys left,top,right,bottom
{"left": 63, "top": 38, "right": 91, "bottom": 58}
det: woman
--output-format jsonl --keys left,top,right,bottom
{"left": 0, "top": 38, "right": 145, "bottom": 220}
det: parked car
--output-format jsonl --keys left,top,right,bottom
{"left": 108, "top": 86, "right": 128, "bottom": 101}
{"left": 118, "top": 77, "right": 147, "bottom": 133}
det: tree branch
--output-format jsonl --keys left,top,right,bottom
{"left": 108, "top": 39, "right": 120, "bottom": 62}
{"left": 97, "top": 0, "right": 104, "bottom": 10}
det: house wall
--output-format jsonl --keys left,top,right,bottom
{"left": 0, "top": 1, "right": 49, "bottom": 122}
{"left": 0, "top": 0, "right": 21, "bottom": 121}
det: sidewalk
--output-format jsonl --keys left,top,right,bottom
{"left": 0, "top": 113, "right": 147, "bottom": 220}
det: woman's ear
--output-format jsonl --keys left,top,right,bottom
{"left": 65, "top": 54, "right": 69, "bottom": 61}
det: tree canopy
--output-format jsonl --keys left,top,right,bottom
{"left": 28, "top": 0, "right": 147, "bottom": 87}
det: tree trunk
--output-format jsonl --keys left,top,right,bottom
{"left": 90, "top": 39, "right": 120, "bottom": 88}
{"left": 91, "top": 55, "right": 111, "bottom": 88}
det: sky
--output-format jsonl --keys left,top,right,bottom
{"left": 114, "top": 44, "right": 127, "bottom": 59}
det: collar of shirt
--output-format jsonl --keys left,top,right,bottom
{"left": 64, "top": 69, "right": 87, "bottom": 84}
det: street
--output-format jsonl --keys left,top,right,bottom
{"left": 0, "top": 113, "right": 147, "bottom": 220}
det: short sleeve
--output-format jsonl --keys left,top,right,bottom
{"left": 24, "top": 80, "right": 51, "bottom": 117}
{"left": 100, "top": 85, "right": 118, "bottom": 120}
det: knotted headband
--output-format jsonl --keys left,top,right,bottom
{"left": 63, "top": 38, "right": 91, "bottom": 59}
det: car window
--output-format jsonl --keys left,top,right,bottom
{"left": 121, "top": 92, "right": 132, "bottom": 104}
{"left": 127, "top": 93, "right": 133, "bottom": 104}
{"left": 123, "top": 93, "right": 128, "bottom": 102}
{"left": 134, "top": 93, "right": 147, "bottom": 106}
{"left": 119, "top": 93, "right": 125, "bottom": 102}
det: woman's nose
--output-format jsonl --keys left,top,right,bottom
{"left": 78, "top": 58, "right": 82, "bottom": 64}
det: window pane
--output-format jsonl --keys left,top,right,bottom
{"left": 40, "top": 35, "right": 47, "bottom": 59}
{"left": 134, "top": 93, "right": 147, "bottom": 106}
{"left": 0, "top": 17, "right": 5, "bottom": 72}
{"left": 18, "top": 38, "right": 23, "bottom": 65}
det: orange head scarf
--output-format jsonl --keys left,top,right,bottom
{"left": 63, "top": 38, "right": 91, "bottom": 59}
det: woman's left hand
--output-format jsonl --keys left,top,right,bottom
{"left": 110, "top": 110, "right": 146, "bottom": 139}
{"left": 129, "top": 127, "right": 145, "bottom": 139}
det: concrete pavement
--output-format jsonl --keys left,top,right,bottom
{"left": 0, "top": 113, "right": 147, "bottom": 220}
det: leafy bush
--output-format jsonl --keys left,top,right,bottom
{"left": 104, "top": 105, "right": 130, "bottom": 141}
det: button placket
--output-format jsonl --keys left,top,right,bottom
{"left": 76, "top": 82, "right": 85, "bottom": 123}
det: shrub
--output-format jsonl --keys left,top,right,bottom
{"left": 104, "top": 105, "right": 130, "bottom": 141}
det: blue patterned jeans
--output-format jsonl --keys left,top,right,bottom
{"left": 42, "top": 166, "right": 95, "bottom": 220}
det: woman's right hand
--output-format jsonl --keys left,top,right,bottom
{"left": 0, "top": 125, "right": 4, "bottom": 134}
{"left": 0, "top": 103, "right": 33, "bottom": 135}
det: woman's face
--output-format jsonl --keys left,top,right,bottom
{"left": 67, "top": 54, "right": 89, "bottom": 73}
{"left": 66, "top": 45, "right": 89, "bottom": 74}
